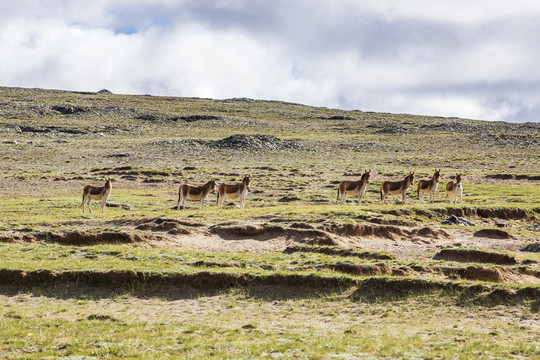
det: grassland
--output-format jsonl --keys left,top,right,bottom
{"left": 0, "top": 86, "right": 539, "bottom": 359}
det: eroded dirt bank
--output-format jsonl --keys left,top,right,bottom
{"left": 1, "top": 215, "right": 535, "bottom": 258}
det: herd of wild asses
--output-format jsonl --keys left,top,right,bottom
{"left": 81, "top": 170, "right": 464, "bottom": 213}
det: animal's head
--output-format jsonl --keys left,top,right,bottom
{"left": 362, "top": 169, "right": 371, "bottom": 183}
{"left": 105, "top": 178, "right": 113, "bottom": 188}
{"left": 456, "top": 173, "right": 462, "bottom": 183}
{"left": 209, "top": 178, "right": 217, "bottom": 191}
{"left": 243, "top": 174, "right": 252, "bottom": 189}
{"left": 434, "top": 169, "right": 441, "bottom": 182}
{"left": 409, "top": 171, "right": 415, "bottom": 185}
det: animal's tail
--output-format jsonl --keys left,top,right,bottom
{"left": 336, "top": 188, "right": 340, "bottom": 203}
{"left": 380, "top": 187, "right": 383, "bottom": 203}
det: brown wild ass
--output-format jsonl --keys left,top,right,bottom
{"left": 81, "top": 178, "right": 112, "bottom": 213}
{"left": 417, "top": 169, "right": 441, "bottom": 203}
{"left": 337, "top": 169, "right": 371, "bottom": 205}
{"left": 380, "top": 172, "right": 415, "bottom": 205}
{"left": 177, "top": 179, "right": 217, "bottom": 210}
{"left": 446, "top": 173, "right": 463, "bottom": 203}
{"left": 217, "top": 174, "right": 252, "bottom": 209}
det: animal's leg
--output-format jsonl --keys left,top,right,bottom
{"left": 217, "top": 194, "right": 222, "bottom": 209}
{"left": 178, "top": 192, "right": 186, "bottom": 210}
{"left": 177, "top": 193, "right": 182, "bottom": 210}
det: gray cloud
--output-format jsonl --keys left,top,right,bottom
{"left": 1, "top": 0, "right": 539, "bottom": 122}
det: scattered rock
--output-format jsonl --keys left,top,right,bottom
{"left": 522, "top": 243, "right": 540, "bottom": 253}
{"left": 16, "top": 125, "right": 88, "bottom": 135}
{"left": 223, "top": 98, "right": 256, "bottom": 103}
{"left": 485, "top": 174, "right": 540, "bottom": 181}
{"left": 105, "top": 203, "right": 131, "bottom": 210}
{"left": 105, "top": 153, "right": 130, "bottom": 158}
{"left": 326, "top": 115, "right": 355, "bottom": 120}
{"left": 442, "top": 215, "right": 477, "bottom": 226}
{"left": 375, "top": 126, "right": 413, "bottom": 135}
{"left": 211, "top": 134, "right": 301, "bottom": 151}
{"left": 181, "top": 115, "right": 221, "bottom": 122}
{"left": 278, "top": 196, "right": 301, "bottom": 202}
{"left": 142, "top": 178, "right": 165, "bottom": 183}
{"left": 52, "top": 104, "right": 87, "bottom": 114}
{"left": 137, "top": 113, "right": 181, "bottom": 122}
{"left": 420, "top": 121, "right": 480, "bottom": 133}
{"left": 87, "top": 314, "right": 118, "bottom": 322}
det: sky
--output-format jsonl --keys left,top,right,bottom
{"left": 1, "top": 1, "right": 540, "bottom": 122}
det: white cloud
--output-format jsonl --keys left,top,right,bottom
{"left": 0, "top": 1, "right": 539, "bottom": 122}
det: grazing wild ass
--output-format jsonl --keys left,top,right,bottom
{"left": 337, "top": 169, "right": 371, "bottom": 205}
{"left": 446, "top": 173, "right": 463, "bottom": 203}
{"left": 177, "top": 179, "right": 217, "bottom": 210}
{"left": 380, "top": 172, "right": 415, "bottom": 205}
{"left": 417, "top": 169, "right": 441, "bottom": 203}
{"left": 81, "top": 178, "right": 112, "bottom": 213}
{"left": 217, "top": 174, "right": 252, "bottom": 209}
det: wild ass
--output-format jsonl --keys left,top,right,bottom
{"left": 177, "top": 179, "right": 217, "bottom": 210}
{"left": 217, "top": 174, "right": 252, "bottom": 209}
{"left": 417, "top": 169, "right": 441, "bottom": 203}
{"left": 446, "top": 173, "right": 463, "bottom": 204}
{"left": 380, "top": 172, "right": 415, "bottom": 205}
{"left": 81, "top": 178, "right": 112, "bottom": 213}
{"left": 337, "top": 169, "right": 371, "bottom": 205}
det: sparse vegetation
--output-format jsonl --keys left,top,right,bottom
{"left": 0, "top": 87, "right": 539, "bottom": 358}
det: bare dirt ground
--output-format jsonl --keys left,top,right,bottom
{"left": 2, "top": 217, "right": 532, "bottom": 258}
{"left": 143, "top": 227, "right": 526, "bottom": 259}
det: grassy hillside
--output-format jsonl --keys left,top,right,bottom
{"left": 0, "top": 87, "right": 539, "bottom": 359}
